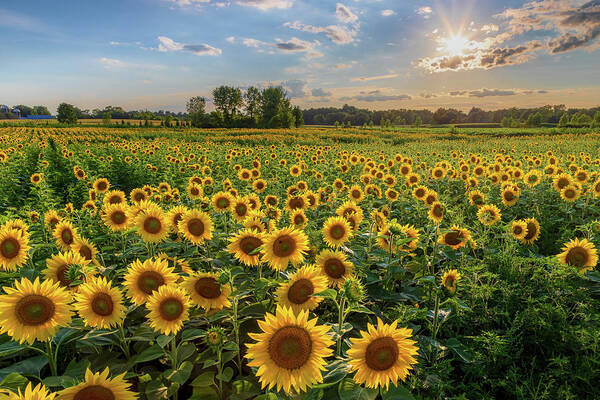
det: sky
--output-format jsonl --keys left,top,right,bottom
{"left": 1, "top": 0, "right": 599, "bottom": 113}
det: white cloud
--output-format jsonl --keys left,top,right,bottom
{"left": 284, "top": 21, "right": 356, "bottom": 44}
{"left": 157, "top": 36, "right": 221, "bottom": 56}
{"left": 381, "top": 9, "right": 395, "bottom": 17}
{"left": 336, "top": 3, "right": 358, "bottom": 24}
{"left": 98, "top": 57, "right": 167, "bottom": 71}
{"left": 351, "top": 74, "right": 398, "bottom": 82}
{"left": 241, "top": 36, "right": 323, "bottom": 58}
{"left": 99, "top": 57, "right": 130, "bottom": 69}
{"left": 417, "top": 6, "right": 432, "bottom": 18}
{"left": 235, "top": 0, "right": 293, "bottom": 10}
{"left": 226, "top": 36, "right": 235, "bottom": 43}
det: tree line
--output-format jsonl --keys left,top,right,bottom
{"left": 303, "top": 104, "right": 600, "bottom": 128}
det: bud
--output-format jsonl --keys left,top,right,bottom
{"left": 206, "top": 326, "right": 225, "bottom": 349}
{"left": 343, "top": 277, "right": 365, "bottom": 304}
{"left": 217, "top": 270, "right": 230, "bottom": 285}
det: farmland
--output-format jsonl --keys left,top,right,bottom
{"left": 0, "top": 125, "right": 599, "bottom": 399}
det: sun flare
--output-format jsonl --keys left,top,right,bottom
{"left": 441, "top": 34, "right": 470, "bottom": 56}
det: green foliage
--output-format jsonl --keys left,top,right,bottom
{"left": 56, "top": 103, "right": 77, "bottom": 124}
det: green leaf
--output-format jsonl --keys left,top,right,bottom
{"left": 191, "top": 371, "right": 215, "bottom": 387}
{"left": 338, "top": 378, "right": 378, "bottom": 400}
{"left": 216, "top": 366, "right": 233, "bottom": 382}
{"left": 191, "top": 386, "right": 219, "bottom": 400}
{"left": 181, "top": 328, "right": 206, "bottom": 341}
{"left": 314, "top": 289, "right": 338, "bottom": 301}
{"left": 445, "top": 338, "right": 473, "bottom": 363}
{"left": 0, "top": 356, "right": 48, "bottom": 380}
{"left": 253, "top": 394, "right": 278, "bottom": 400}
{"left": 313, "top": 360, "right": 350, "bottom": 389}
{"left": 166, "top": 361, "right": 193, "bottom": 385}
{"left": 0, "top": 372, "right": 28, "bottom": 393}
{"left": 157, "top": 335, "right": 173, "bottom": 348}
{"left": 134, "top": 345, "right": 164, "bottom": 364}
{"left": 380, "top": 384, "right": 416, "bottom": 400}
{"left": 0, "top": 342, "right": 25, "bottom": 359}
{"left": 177, "top": 343, "right": 197, "bottom": 364}
{"left": 145, "top": 379, "right": 168, "bottom": 400}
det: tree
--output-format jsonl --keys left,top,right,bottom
{"left": 260, "top": 87, "right": 294, "bottom": 128}
{"left": 57, "top": 103, "right": 77, "bottom": 124}
{"left": 32, "top": 106, "right": 51, "bottom": 115}
{"left": 186, "top": 96, "right": 206, "bottom": 127}
{"left": 212, "top": 86, "right": 243, "bottom": 126}
{"left": 292, "top": 106, "right": 304, "bottom": 127}
{"left": 14, "top": 105, "right": 33, "bottom": 117}
{"left": 244, "top": 86, "right": 262, "bottom": 122}
{"left": 593, "top": 111, "right": 600, "bottom": 128}
{"left": 414, "top": 116, "right": 422, "bottom": 128}
{"left": 102, "top": 111, "right": 112, "bottom": 125}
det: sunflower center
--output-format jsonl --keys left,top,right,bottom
{"left": 513, "top": 226, "right": 523, "bottom": 235}
{"left": 111, "top": 211, "right": 126, "bottom": 225}
{"left": 444, "top": 231, "right": 462, "bottom": 246}
{"left": 324, "top": 258, "right": 345, "bottom": 279}
{"left": 287, "top": 279, "right": 314, "bottom": 305}
{"left": 194, "top": 277, "right": 222, "bottom": 299}
{"left": 268, "top": 326, "right": 312, "bottom": 370}
{"left": 216, "top": 198, "right": 230, "bottom": 209}
{"left": 143, "top": 217, "right": 162, "bottom": 234}
{"left": 272, "top": 235, "right": 296, "bottom": 258}
{"left": 330, "top": 225, "right": 346, "bottom": 240}
{"left": 504, "top": 191, "right": 514, "bottom": 201}
{"left": 91, "top": 293, "right": 114, "bottom": 316}
{"left": 187, "top": 218, "right": 205, "bottom": 237}
{"left": 289, "top": 198, "right": 304, "bottom": 210}
{"left": 15, "top": 294, "right": 55, "bottom": 326}
{"left": 566, "top": 246, "right": 589, "bottom": 266}
{"left": 138, "top": 271, "right": 165, "bottom": 295}
{"left": 235, "top": 204, "right": 247, "bottom": 216}
{"left": 0, "top": 237, "right": 20, "bottom": 259}
{"left": 73, "top": 385, "right": 115, "bottom": 400}
{"left": 240, "top": 236, "right": 262, "bottom": 255}
{"left": 524, "top": 223, "right": 537, "bottom": 241}
{"left": 61, "top": 229, "right": 73, "bottom": 245}
{"left": 159, "top": 298, "right": 184, "bottom": 321}
{"left": 109, "top": 195, "right": 120, "bottom": 204}
{"left": 365, "top": 336, "right": 399, "bottom": 371}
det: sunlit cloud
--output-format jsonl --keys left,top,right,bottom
{"left": 351, "top": 74, "right": 398, "bottom": 82}
{"left": 157, "top": 36, "right": 222, "bottom": 55}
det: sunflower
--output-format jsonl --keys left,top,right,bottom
{"left": 0, "top": 227, "right": 31, "bottom": 271}
{"left": 377, "top": 222, "right": 419, "bottom": 254}
{"left": 123, "top": 258, "right": 178, "bottom": 305}
{"left": 227, "top": 229, "right": 263, "bottom": 266}
{"left": 3, "top": 219, "right": 28, "bottom": 235}
{"left": 412, "top": 186, "right": 428, "bottom": 201}
{"left": 348, "top": 185, "right": 365, "bottom": 203}
{"left": 93, "top": 178, "right": 110, "bottom": 193}
{"left": 101, "top": 203, "right": 131, "bottom": 231}
{"left": 130, "top": 187, "right": 148, "bottom": 204}
{"left": 212, "top": 191, "right": 233, "bottom": 213}
{"left": 0, "top": 277, "right": 72, "bottom": 344}
{"left": 30, "top": 173, "right": 43, "bottom": 185}
{"left": 477, "top": 204, "right": 502, "bottom": 226}
{"left": 102, "top": 190, "right": 126, "bottom": 206}
{"left": 187, "top": 183, "right": 204, "bottom": 200}
{"left": 74, "top": 276, "right": 125, "bottom": 329}
{"left": 591, "top": 178, "right": 600, "bottom": 197}
{"left": 145, "top": 285, "right": 190, "bottom": 336}
{"left": 441, "top": 269, "right": 461, "bottom": 294}
{"left": 231, "top": 197, "right": 251, "bottom": 222}
{"left": 560, "top": 185, "right": 581, "bottom": 202}
{"left": 347, "top": 318, "right": 418, "bottom": 390}
{"left": 557, "top": 238, "right": 598, "bottom": 273}
{"left": 253, "top": 179, "right": 267, "bottom": 193}
{"left": 5, "top": 383, "right": 56, "bottom": 400}
{"left": 56, "top": 368, "right": 136, "bottom": 400}
{"left": 438, "top": 226, "right": 472, "bottom": 250}
{"left": 322, "top": 216, "right": 353, "bottom": 248}
{"left": 166, "top": 205, "right": 188, "bottom": 234}
{"left": 134, "top": 204, "right": 169, "bottom": 243}
{"left": 262, "top": 227, "right": 309, "bottom": 271}
{"left": 520, "top": 218, "right": 540, "bottom": 244}
{"left": 276, "top": 265, "right": 328, "bottom": 314}
{"left": 71, "top": 236, "right": 98, "bottom": 264}
{"left": 316, "top": 249, "right": 354, "bottom": 288}
{"left": 553, "top": 173, "right": 573, "bottom": 192}
{"left": 182, "top": 272, "right": 231, "bottom": 310}
{"left": 290, "top": 209, "right": 308, "bottom": 229}
{"left": 53, "top": 221, "right": 78, "bottom": 250}
{"left": 510, "top": 220, "right": 528, "bottom": 241}
{"left": 44, "top": 251, "right": 92, "bottom": 289}
{"left": 423, "top": 190, "right": 439, "bottom": 206}
{"left": 468, "top": 190, "right": 485, "bottom": 207}
{"left": 501, "top": 187, "right": 519, "bottom": 207}
{"left": 246, "top": 306, "right": 334, "bottom": 394}
{"left": 178, "top": 209, "right": 213, "bottom": 245}
{"left": 428, "top": 201, "right": 445, "bottom": 224}
{"left": 523, "top": 170, "right": 541, "bottom": 187}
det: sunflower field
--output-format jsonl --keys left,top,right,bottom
{"left": 0, "top": 125, "right": 599, "bottom": 400}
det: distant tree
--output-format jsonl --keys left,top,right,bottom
{"left": 213, "top": 86, "right": 243, "bottom": 126}
{"left": 186, "top": 96, "right": 206, "bottom": 127}
{"left": 292, "top": 106, "right": 304, "bottom": 127}
{"left": 244, "top": 86, "right": 262, "bottom": 122}
{"left": 14, "top": 105, "right": 33, "bottom": 117}
{"left": 414, "top": 116, "right": 422, "bottom": 128}
{"left": 164, "top": 115, "right": 173, "bottom": 127}
{"left": 526, "top": 112, "right": 542, "bottom": 127}
{"left": 32, "top": 106, "right": 51, "bottom": 115}
{"left": 334, "top": 121, "right": 340, "bottom": 128}
{"left": 57, "top": 103, "right": 77, "bottom": 124}
{"left": 501, "top": 116, "right": 512, "bottom": 127}
{"left": 102, "top": 111, "right": 112, "bottom": 125}
{"left": 593, "top": 111, "right": 600, "bottom": 128}
{"left": 260, "top": 87, "right": 294, "bottom": 128}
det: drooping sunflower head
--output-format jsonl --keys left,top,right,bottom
{"left": 438, "top": 226, "right": 471, "bottom": 250}
{"left": 166, "top": 205, "right": 189, "bottom": 234}
{"left": 246, "top": 306, "right": 334, "bottom": 395}
{"left": 146, "top": 285, "right": 190, "bottom": 336}
{"left": 227, "top": 229, "right": 264, "bottom": 266}
{"left": 557, "top": 237, "right": 598, "bottom": 273}
{"left": 322, "top": 216, "right": 352, "bottom": 248}
{"left": 123, "top": 258, "right": 178, "bottom": 305}
{"left": 56, "top": 368, "right": 136, "bottom": 400}
{"left": 0, "top": 277, "right": 73, "bottom": 344}
{"left": 182, "top": 272, "right": 231, "bottom": 311}
{"left": 347, "top": 318, "right": 418, "bottom": 390}
{"left": 101, "top": 203, "right": 131, "bottom": 231}
{"left": 520, "top": 217, "right": 540, "bottom": 244}
{"left": 44, "top": 251, "right": 92, "bottom": 289}
{"left": 477, "top": 204, "right": 502, "bottom": 226}
{"left": 261, "top": 227, "right": 309, "bottom": 271}
{"left": 74, "top": 276, "right": 126, "bottom": 329}
{"left": 53, "top": 220, "right": 78, "bottom": 250}
{"left": 178, "top": 209, "right": 213, "bottom": 245}
{"left": 441, "top": 269, "right": 461, "bottom": 294}
{"left": 316, "top": 249, "right": 354, "bottom": 287}
{"left": 276, "top": 265, "right": 328, "bottom": 314}
{"left": 0, "top": 227, "right": 31, "bottom": 271}
{"left": 510, "top": 220, "right": 528, "bottom": 241}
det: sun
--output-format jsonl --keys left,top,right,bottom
{"left": 442, "top": 34, "right": 470, "bottom": 56}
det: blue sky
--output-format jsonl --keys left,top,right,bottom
{"left": 1, "top": 0, "right": 599, "bottom": 112}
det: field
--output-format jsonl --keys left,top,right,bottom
{"left": 0, "top": 125, "right": 599, "bottom": 400}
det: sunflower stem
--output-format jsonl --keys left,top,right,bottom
{"left": 336, "top": 297, "right": 346, "bottom": 356}
{"left": 119, "top": 325, "right": 131, "bottom": 361}
{"left": 171, "top": 336, "right": 179, "bottom": 400}
{"left": 45, "top": 340, "right": 58, "bottom": 376}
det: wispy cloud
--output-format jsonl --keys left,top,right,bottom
{"left": 351, "top": 74, "right": 398, "bottom": 82}
{"left": 381, "top": 10, "right": 395, "bottom": 17}
{"left": 238, "top": 36, "right": 323, "bottom": 58}
{"left": 284, "top": 21, "right": 356, "bottom": 44}
{"left": 98, "top": 57, "right": 167, "bottom": 71}
{"left": 157, "top": 36, "right": 222, "bottom": 55}
{"left": 340, "top": 89, "right": 411, "bottom": 102}
{"left": 164, "top": 0, "right": 293, "bottom": 10}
